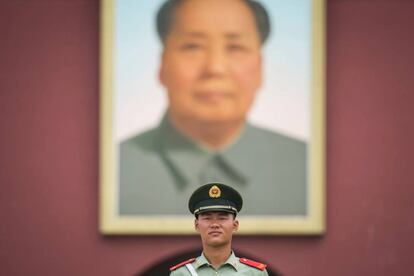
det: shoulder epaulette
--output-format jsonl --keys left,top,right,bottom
{"left": 169, "top": 258, "right": 196, "bottom": 271}
{"left": 239, "top": 257, "right": 267, "bottom": 270}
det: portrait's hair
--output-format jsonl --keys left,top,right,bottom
{"left": 156, "top": 0, "right": 271, "bottom": 45}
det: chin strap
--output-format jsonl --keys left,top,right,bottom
{"left": 185, "top": 263, "right": 199, "bottom": 276}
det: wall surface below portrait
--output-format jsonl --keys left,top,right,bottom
{"left": 1, "top": 0, "right": 414, "bottom": 275}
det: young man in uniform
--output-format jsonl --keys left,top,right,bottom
{"left": 170, "top": 183, "right": 269, "bottom": 275}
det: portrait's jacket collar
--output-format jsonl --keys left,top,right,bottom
{"left": 156, "top": 112, "right": 256, "bottom": 189}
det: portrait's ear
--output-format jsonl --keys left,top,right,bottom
{"left": 158, "top": 51, "right": 167, "bottom": 86}
{"left": 256, "top": 53, "right": 264, "bottom": 91}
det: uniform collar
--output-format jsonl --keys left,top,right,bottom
{"left": 157, "top": 113, "right": 251, "bottom": 189}
{"left": 194, "top": 251, "right": 239, "bottom": 271}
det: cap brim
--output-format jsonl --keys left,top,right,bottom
{"left": 194, "top": 205, "right": 237, "bottom": 215}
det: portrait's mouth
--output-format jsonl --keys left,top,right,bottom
{"left": 194, "top": 90, "right": 232, "bottom": 104}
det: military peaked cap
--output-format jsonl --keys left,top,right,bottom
{"left": 188, "top": 183, "right": 243, "bottom": 216}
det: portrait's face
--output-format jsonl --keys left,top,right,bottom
{"left": 195, "top": 211, "right": 239, "bottom": 247}
{"left": 159, "top": 0, "right": 262, "bottom": 125}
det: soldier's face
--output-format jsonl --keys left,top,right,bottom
{"left": 159, "top": 0, "right": 262, "bottom": 125}
{"left": 195, "top": 211, "right": 239, "bottom": 247}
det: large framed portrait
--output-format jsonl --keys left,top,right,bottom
{"left": 100, "top": 0, "right": 325, "bottom": 235}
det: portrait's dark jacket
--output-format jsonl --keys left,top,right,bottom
{"left": 119, "top": 115, "right": 307, "bottom": 215}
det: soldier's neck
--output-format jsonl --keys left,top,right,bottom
{"left": 168, "top": 113, "right": 245, "bottom": 150}
{"left": 202, "top": 246, "right": 232, "bottom": 269}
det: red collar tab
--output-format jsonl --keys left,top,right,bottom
{"left": 239, "top": 258, "right": 267, "bottom": 270}
{"left": 169, "top": 258, "right": 196, "bottom": 271}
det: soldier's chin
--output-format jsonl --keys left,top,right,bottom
{"left": 207, "top": 240, "right": 227, "bottom": 248}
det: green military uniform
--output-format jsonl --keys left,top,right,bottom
{"left": 170, "top": 252, "right": 269, "bottom": 276}
{"left": 120, "top": 113, "right": 307, "bottom": 215}
{"left": 170, "top": 183, "right": 269, "bottom": 275}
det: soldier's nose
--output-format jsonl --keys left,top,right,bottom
{"left": 210, "top": 222, "right": 220, "bottom": 228}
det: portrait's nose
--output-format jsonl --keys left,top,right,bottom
{"left": 202, "top": 46, "right": 228, "bottom": 78}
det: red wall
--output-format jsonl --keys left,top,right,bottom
{"left": 1, "top": 0, "right": 413, "bottom": 275}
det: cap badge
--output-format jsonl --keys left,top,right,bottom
{"left": 209, "top": 185, "right": 221, "bottom": 198}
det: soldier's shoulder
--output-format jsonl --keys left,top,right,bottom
{"left": 169, "top": 258, "right": 196, "bottom": 272}
{"left": 239, "top": 257, "right": 267, "bottom": 270}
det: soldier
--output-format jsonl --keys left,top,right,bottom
{"left": 170, "top": 183, "right": 268, "bottom": 275}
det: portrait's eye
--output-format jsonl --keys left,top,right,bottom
{"left": 180, "top": 42, "right": 203, "bottom": 51}
{"left": 227, "top": 44, "right": 247, "bottom": 52}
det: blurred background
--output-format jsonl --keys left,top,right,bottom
{"left": 1, "top": 0, "right": 413, "bottom": 275}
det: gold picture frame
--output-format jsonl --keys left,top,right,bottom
{"left": 100, "top": 0, "right": 326, "bottom": 235}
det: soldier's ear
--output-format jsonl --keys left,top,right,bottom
{"left": 233, "top": 219, "right": 239, "bottom": 232}
{"left": 194, "top": 219, "right": 200, "bottom": 232}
